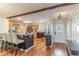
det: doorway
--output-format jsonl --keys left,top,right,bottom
{"left": 53, "top": 16, "right": 67, "bottom": 42}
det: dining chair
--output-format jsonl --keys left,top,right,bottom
{"left": 0, "top": 33, "right": 8, "bottom": 56}
{"left": 10, "top": 33, "right": 24, "bottom": 56}
{"left": 5, "top": 33, "right": 13, "bottom": 54}
{"left": 0, "top": 33, "right": 3, "bottom": 52}
{"left": 1, "top": 33, "right": 7, "bottom": 51}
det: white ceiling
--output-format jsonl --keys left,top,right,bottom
{"left": 0, "top": 3, "right": 60, "bottom": 17}
{"left": 9, "top": 4, "right": 79, "bottom": 23}
{"left": 0, "top": 3, "right": 79, "bottom": 23}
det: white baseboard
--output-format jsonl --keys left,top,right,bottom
{"left": 20, "top": 46, "right": 34, "bottom": 52}
{"left": 24, "top": 46, "right": 34, "bottom": 52}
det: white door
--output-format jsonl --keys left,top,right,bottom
{"left": 53, "top": 18, "right": 66, "bottom": 42}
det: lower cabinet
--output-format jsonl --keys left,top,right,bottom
{"left": 19, "top": 34, "right": 34, "bottom": 50}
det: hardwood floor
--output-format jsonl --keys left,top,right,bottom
{"left": 0, "top": 37, "right": 52, "bottom": 56}
{"left": 53, "top": 42, "right": 68, "bottom": 56}
{"left": 22, "top": 37, "right": 53, "bottom": 56}
{"left": 0, "top": 33, "right": 68, "bottom": 56}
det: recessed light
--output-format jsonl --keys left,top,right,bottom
{"left": 15, "top": 17, "right": 22, "bottom": 20}
{"left": 24, "top": 20, "right": 32, "bottom": 23}
{"left": 39, "top": 20, "right": 48, "bottom": 23}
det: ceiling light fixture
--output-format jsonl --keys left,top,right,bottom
{"left": 57, "top": 12, "right": 66, "bottom": 19}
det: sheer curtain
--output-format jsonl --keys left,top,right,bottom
{"left": 66, "top": 12, "right": 79, "bottom": 51}
{"left": 71, "top": 23, "right": 79, "bottom": 42}
{"left": 67, "top": 19, "right": 72, "bottom": 40}
{"left": 67, "top": 12, "right": 79, "bottom": 41}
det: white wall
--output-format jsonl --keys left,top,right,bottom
{"left": 0, "top": 18, "right": 9, "bottom": 33}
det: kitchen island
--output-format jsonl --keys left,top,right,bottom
{"left": 17, "top": 32, "right": 34, "bottom": 51}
